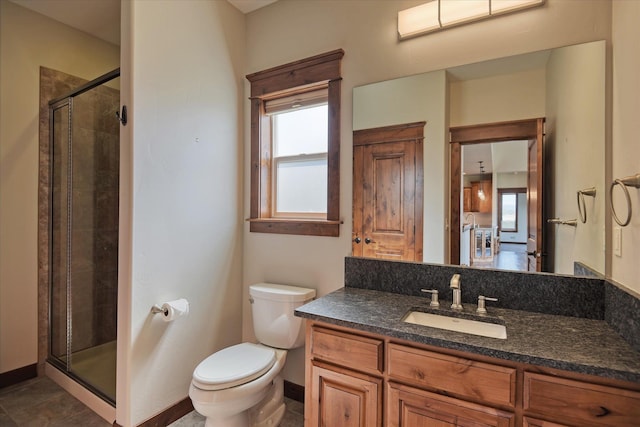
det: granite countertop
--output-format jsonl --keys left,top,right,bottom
{"left": 295, "top": 287, "right": 640, "bottom": 384}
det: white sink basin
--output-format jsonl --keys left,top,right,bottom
{"left": 402, "top": 311, "right": 507, "bottom": 339}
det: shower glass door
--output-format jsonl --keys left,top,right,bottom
{"left": 49, "top": 70, "right": 120, "bottom": 405}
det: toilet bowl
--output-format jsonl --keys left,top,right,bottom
{"left": 189, "top": 283, "right": 315, "bottom": 427}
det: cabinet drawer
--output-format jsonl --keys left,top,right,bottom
{"left": 310, "top": 326, "right": 383, "bottom": 375}
{"left": 524, "top": 372, "right": 640, "bottom": 426}
{"left": 523, "top": 417, "right": 568, "bottom": 427}
{"left": 388, "top": 343, "right": 516, "bottom": 408}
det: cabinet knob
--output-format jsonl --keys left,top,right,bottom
{"left": 353, "top": 236, "right": 361, "bottom": 244}
{"left": 364, "top": 237, "right": 372, "bottom": 244}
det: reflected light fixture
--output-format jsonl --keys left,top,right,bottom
{"left": 478, "top": 161, "right": 486, "bottom": 201}
{"left": 398, "top": 0, "right": 545, "bottom": 40}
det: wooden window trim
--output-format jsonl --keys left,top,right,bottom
{"left": 247, "top": 49, "right": 344, "bottom": 236}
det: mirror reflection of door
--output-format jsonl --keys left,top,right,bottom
{"left": 352, "top": 122, "right": 424, "bottom": 261}
{"left": 450, "top": 118, "right": 545, "bottom": 272}
{"left": 527, "top": 131, "right": 544, "bottom": 272}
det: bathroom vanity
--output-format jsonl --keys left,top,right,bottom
{"left": 295, "top": 258, "right": 640, "bottom": 427}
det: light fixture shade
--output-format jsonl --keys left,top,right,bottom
{"left": 491, "top": 0, "right": 544, "bottom": 15}
{"left": 398, "top": 1, "right": 440, "bottom": 39}
{"left": 440, "top": 0, "right": 489, "bottom": 27}
{"left": 397, "top": 0, "right": 544, "bottom": 40}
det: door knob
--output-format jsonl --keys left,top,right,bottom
{"left": 353, "top": 237, "right": 361, "bottom": 244}
{"left": 365, "top": 237, "right": 372, "bottom": 244}
{"left": 527, "top": 251, "right": 541, "bottom": 258}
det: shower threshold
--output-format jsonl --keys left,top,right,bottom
{"left": 45, "top": 361, "right": 115, "bottom": 423}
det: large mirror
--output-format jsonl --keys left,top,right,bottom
{"left": 352, "top": 40, "right": 605, "bottom": 276}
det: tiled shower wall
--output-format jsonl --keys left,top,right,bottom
{"left": 38, "top": 67, "right": 119, "bottom": 371}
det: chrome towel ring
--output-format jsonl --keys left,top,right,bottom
{"left": 609, "top": 173, "right": 640, "bottom": 227}
{"left": 576, "top": 187, "right": 596, "bottom": 224}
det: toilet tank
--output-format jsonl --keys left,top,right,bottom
{"left": 249, "top": 283, "right": 316, "bottom": 349}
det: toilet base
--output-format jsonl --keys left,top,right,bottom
{"left": 198, "top": 376, "right": 286, "bottom": 427}
{"left": 250, "top": 376, "right": 285, "bottom": 427}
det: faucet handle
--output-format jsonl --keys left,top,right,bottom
{"left": 450, "top": 274, "right": 461, "bottom": 289}
{"left": 421, "top": 289, "right": 440, "bottom": 307}
{"left": 476, "top": 295, "right": 498, "bottom": 314}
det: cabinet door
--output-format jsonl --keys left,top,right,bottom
{"left": 523, "top": 417, "right": 568, "bottom": 427}
{"left": 309, "top": 361, "right": 382, "bottom": 427}
{"left": 470, "top": 182, "right": 481, "bottom": 212}
{"left": 463, "top": 187, "right": 472, "bottom": 212}
{"left": 471, "top": 181, "right": 492, "bottom": 213}
{"left": 387, "top": 382, "right": 514, "bottom": 427}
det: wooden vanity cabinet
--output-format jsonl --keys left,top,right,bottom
{"left": 304, "top": 321, "right": 640, "bottom": 427}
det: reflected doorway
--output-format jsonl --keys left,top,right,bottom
{"left": 450, "top": 118, "right": 545, "bottom": 272}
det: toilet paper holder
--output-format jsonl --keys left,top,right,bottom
{"left": 151, "top": 305, "right": 168, "bottom": 315}
{"left": 150, "top": 298, "right": 190, "bottom": 322}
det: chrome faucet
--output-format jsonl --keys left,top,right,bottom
{"left": 450, "top": 274, "right": 462, "bottom": 310}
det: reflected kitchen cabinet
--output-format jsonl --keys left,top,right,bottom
{"left": 470, "top": 180, "right": 492, "bottom": 213}
{"left": 463, "top": 187, "right": 472, "bottom": 212}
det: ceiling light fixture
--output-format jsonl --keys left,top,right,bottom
{"left": 478, "top": 161, "right": 486, "bottom": 201}
{"left": 398, "top": 0, "right": 545, "bottom": 40}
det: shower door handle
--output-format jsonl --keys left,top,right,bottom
{"left": 116, "top": 105, "right": 127, "bottom": 126}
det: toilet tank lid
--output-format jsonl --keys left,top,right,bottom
{"left": 249, "top": 283, "right": 316, "bottom": 302}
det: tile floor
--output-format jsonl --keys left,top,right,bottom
{"left": 0, "top": 376, "right": 108, "bottom": 427}
{"left": 0, "top": 376, "right": 304, "bottom": 426}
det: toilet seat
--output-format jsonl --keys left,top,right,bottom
{"left": 192, "top": 343, "right": 276, "bottom": 391}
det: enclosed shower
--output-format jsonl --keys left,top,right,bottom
{"left": 46, "top": 69, "right": 120, "bottom": 405}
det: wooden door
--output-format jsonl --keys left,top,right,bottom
{"left": 527, "top": 140, "right": 542, "bottom": 271}
{"left": 309, "top": 361, "right": 382, "bottom": 427}
{"left": 353, "top": 123, "right": 424, "bottom": 261}
{"left": 526, "top": 120, "right": 544, "bottom": 272}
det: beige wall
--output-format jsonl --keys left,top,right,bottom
{"left": 449, "top": 68, "right": 546, "bottom": 126}
{"left": 244, "top": 0, "right": 612, "bottom": 386}
{"left": 118, "top": 1, "right": 245, "bottom": 425}
{"left": 546, "top": 41, "right": 606, "bottom": 275}
{"left": 611, "top": 1, "right": 640, "bottom": 293}
{"left": 0, "top": 0, "right": 119, "bottom": 375}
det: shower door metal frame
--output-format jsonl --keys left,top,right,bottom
{"left": 46, "top": 68, "right": 120, "bottom": 406}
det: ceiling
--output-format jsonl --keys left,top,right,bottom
{"left": 228, "top": 0, "right": 278, "bottom": 13}
{"left": 9, "top": 0, "right": 279, "bottom": 46}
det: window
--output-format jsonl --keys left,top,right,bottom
{"left": 246, "top": 50, "right": 344, "bottom": 236}
{"left": 500, "top": 193, "right": 518, "bottom": 231}
{"left": 269, "top": 91, "right": 328, "bottom": 218}
{"left": 498, "top": 188, "right": 526, "bottom": 233}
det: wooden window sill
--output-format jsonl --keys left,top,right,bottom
{"left": 248, "top": 218, "right": 340, "bottom": 237}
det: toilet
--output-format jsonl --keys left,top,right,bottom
{"left": 189, "top": 283, "right": 315, "bottom": 427}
